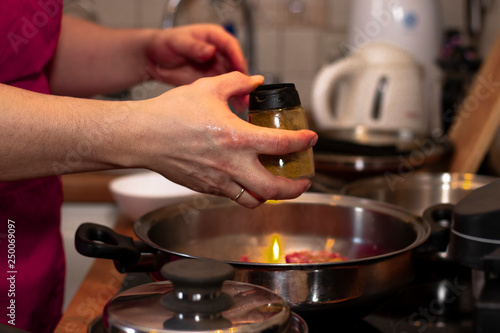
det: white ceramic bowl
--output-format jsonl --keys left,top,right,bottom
{"left": 109, "top": 171, "right": 198, "bottom": 221}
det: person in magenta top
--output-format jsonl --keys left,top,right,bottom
{"left": 0, "top": 1, "right": 317, "bottom": 332}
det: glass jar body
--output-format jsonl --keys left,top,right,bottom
{"left": 249, "top": 106, "right": 315, "bottom": 180}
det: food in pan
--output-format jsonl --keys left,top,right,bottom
{"left": 238, "top": 235, "right": 348, "bottom": 264}
{"left": 284, "top": 250, "right": 348, "bottom": 263}
{"left": 239, "top": 249, "right": 347, "bottom": 264}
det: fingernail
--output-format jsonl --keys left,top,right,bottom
{"left": 305, "top": 182, "right": 312, "bottom": 192}
{"left": 309, "top": 134, "right": 318, "bottom": 148}
{"left": 199, "top": 45, "right": 215, "bottom": 59}
{"left": 251, "top": 75, "right": 265, "bottom": 84}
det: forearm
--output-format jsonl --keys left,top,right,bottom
{"left": 1, "top": 73, "right": 317, "bottom": 208}
{"left": 0, "top": 84, "right": 139, "bottom": 181}
{"left": 49, "top": 15, "right": 156, "bottom": 97}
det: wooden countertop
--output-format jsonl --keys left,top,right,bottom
{"left": 56, "top": 172, "right": 131, "bottom": 332}
{"left": 54, "top": 215, "right": 135, "bottom": 333}
{"left": 61, "top": 172, "right": 121, "bottom": 202}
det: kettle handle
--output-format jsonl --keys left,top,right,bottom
{"left": 311, "top": 56, "right": 359, "bottom": 129}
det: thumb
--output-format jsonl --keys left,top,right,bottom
{"left": 214, "top": 72, "right": 264, "bottom": 100}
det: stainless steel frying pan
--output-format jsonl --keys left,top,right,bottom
{"left": 76, "top": 193, "right": 430, "bottom": 319}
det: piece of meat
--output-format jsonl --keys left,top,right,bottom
{"left": 284, "top": 250, "right": 348, "bottom": 263}
{"left": 239, "top": 250, "right": 347, "bottom": 263}
{"left": 239, "top": 254, "right": 250, "bottom": 262}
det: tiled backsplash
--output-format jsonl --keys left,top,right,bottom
{"left": 64, "top": 0, "right": 500, "bottom": 109}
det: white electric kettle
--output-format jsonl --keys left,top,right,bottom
{"left": 311, "top": 42, "right": 426, "bottom": 146}
{"left": 349, "top": 0, "right": 443, "bottom": 134}
{"left": 346, "top": 0, "right": 442, "bottom": 72}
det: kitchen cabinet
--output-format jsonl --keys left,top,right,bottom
{"left": 61, "top": 172, "right": 120, "bottom": 202}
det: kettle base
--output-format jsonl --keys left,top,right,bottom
{"left": 316, "top": 127, "right": 429, "bottom": 153}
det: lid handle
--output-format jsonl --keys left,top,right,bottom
{"left": 161, "top": 259, "right": 235, "bottom": 331}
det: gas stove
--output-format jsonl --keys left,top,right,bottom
{"left": 296, "top": 257, "right": 475, "bottom": 333}
{"left": 363, "top": 280, "right": 474, "bottom": 333}
{"left": 93, "top": 179, "right": 500, "bottom": 333}
{"left": 114, "top": 258, "right": 475, "bottom": 333}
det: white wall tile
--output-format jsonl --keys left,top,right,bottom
{"left": 253, "top": 0, "right": 285, "bottom": 28}
{"left": 138, "top": 0, "right": 166, "bottom": 28}
{"left": 94, "top": 0, "right": 137, "bottom": 28}
{"left": 327, "top": 0, "right": 351, "bottom": 31}
{"left": 284, "top": 0, "right": 328, "bottom": 28}
{"left": 63, "top": 0, "right": 100, "bottom": 22}
{"left": 316, "top": 31, "right": 347, "bottom": 68}
{"left": 254, "top": 28, "right": 281, "bottom": 79}
{"left": 283, "top": 27, "right": 319, "bottom": 76}
{"left": 83, "top": 0, "right": 500, "bottom": 102}
{"left": 439, "top": 0, "right": 466, "bottom": 31}
{"left": 281, "top": 26, "right": 321, "bottom": 109}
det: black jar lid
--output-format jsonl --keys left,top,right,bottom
{"left": 449, "top": 179, "right": 500, "bottom": 269}
{"left": 249, "top": 83, "right": 301, "bottom": 110}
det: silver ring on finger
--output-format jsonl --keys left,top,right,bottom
{"left": 232, "top": 187, "right": 245, "bottom": 201}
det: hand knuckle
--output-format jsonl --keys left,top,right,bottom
{"left": 259, "top": 183, "right": 279, "bottom": 200}
{"left": 273, "top": 134, "right": 291, "bottom": 154}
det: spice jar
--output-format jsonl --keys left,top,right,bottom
{"left": 248, "top": 84, "right": 315, "bottom": 179}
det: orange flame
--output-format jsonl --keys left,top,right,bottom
{"left": 266, "top": 234, "right": 282, "bottom": 263}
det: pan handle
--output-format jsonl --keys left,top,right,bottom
{"left": 75, "top": 222, "right": 160, "bottom": 273}
{"left": 420, "top": 203, "right": 454, "bottom": 253}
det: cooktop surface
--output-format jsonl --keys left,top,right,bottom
{"left": 116, "top": 267, "right": 474, "bottom": 333}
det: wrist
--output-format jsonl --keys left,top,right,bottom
{"left": 98, "top": 100, "right": 146, "bottom": 170}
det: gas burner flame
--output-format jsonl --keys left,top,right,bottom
{"left": 266, "top": 234, "right": 282, "bottom": 263}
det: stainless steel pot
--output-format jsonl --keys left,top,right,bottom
{"left": 340, "top": 173, "right": 496, "bottom": 319}
{"left": 340, "top": 172, "right": 497, "bottom": 216}
{"left": 88, "top": 259, "right": 308, "bottom": 333}
{"left": 76, "top": 193, "right": 430, "bottom": 319}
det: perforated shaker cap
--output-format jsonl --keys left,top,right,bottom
{"left": 249, "top": 83, "right": 301, "bottom": 110}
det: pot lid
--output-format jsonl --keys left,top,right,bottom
{"left": 102, "top": 259, "right": 293, "bottom": 333}
{"left": 449, "top": 179, "right": 500, "bottom": 269}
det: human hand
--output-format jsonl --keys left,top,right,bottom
{"left": 131, "top": 72, "right": 317, "bottom": 208}
{"left": 145, "top": 24, "right": 248, "bottom": 87}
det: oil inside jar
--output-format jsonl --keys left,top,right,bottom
{"left": 249, "top": 107, "right": 315, "bottom": 180}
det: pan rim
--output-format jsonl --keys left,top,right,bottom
{"left": 134, "top": 192, "right": 431, "bottom": 268}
